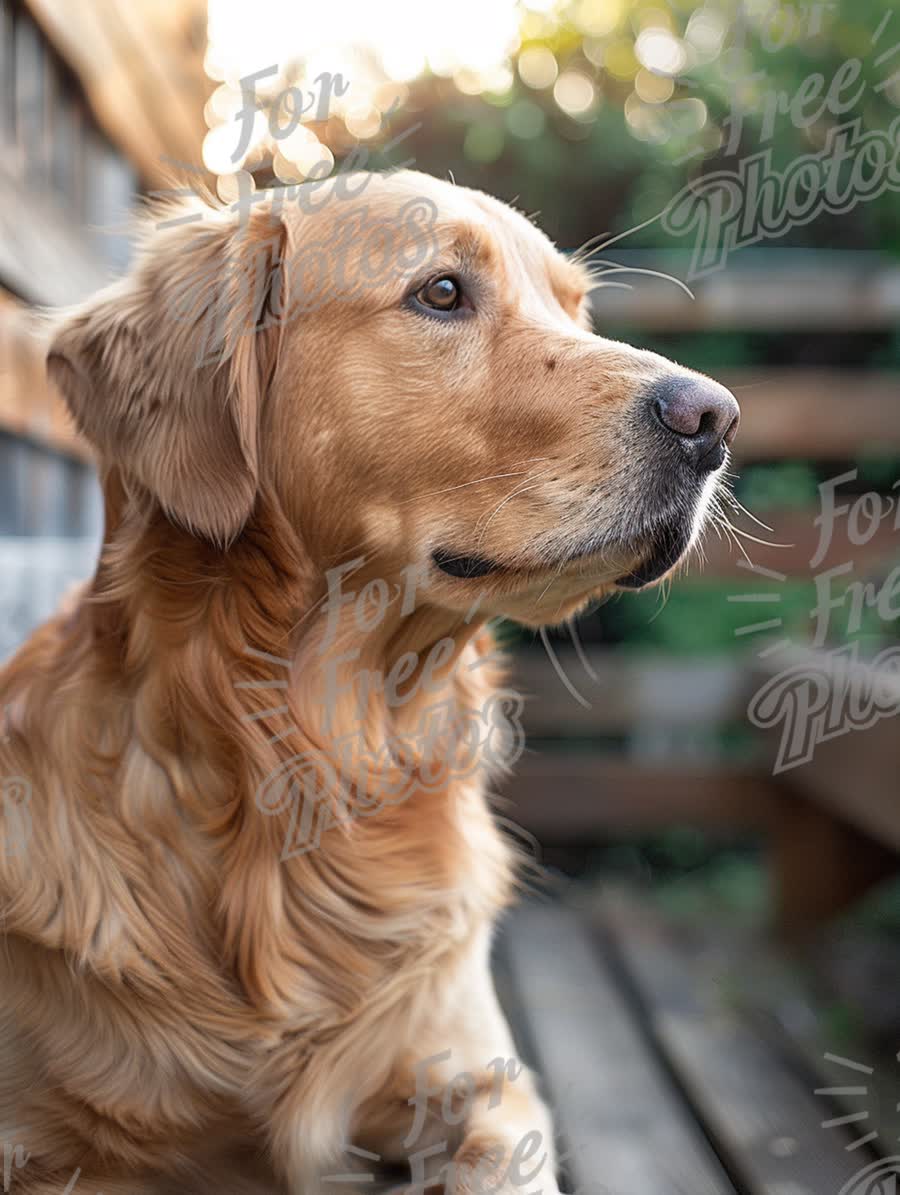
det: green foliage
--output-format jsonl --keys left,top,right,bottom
{"left": 590, "top": 838, "right": 770, "bottom": 923}
{"left": 363, "top": 0, "right": 900, "bottom": 257}
{"left": 738, "top": 462, "right": 820, "bottom": 511}
{"left": 598, "top": 579, "right": 810, "bottom": 651}
{"left": 600, "top": 569, "right": 898, "bottom": 653}
{"left": 856, "top": 875, "right": 900, "bottom": 931}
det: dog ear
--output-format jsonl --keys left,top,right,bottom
{"left": 48, "top": 204, "right": 287, "bottom": 545}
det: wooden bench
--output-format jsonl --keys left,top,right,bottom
{"left": 499, "top": 640, "right": 900, "bottom": 940}
{"left": 751, "top": 646, "right": 900, "bottom": 939}
{"left": 495, "top": 897, "right": 890, "bottom": 1195}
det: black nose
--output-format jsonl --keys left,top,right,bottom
{"left": 649, "top": 375, "right": 740, "bottom": 473}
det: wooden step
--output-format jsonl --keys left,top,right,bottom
{"left": 495, "top": 901, "right": 736, "bottom": 1194}
{"left": 599, "top": 897, "right": 879, "bottom": 1194}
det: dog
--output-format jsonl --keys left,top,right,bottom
{"left": 0, "top": 170, "right": 738, "bottom": 1194}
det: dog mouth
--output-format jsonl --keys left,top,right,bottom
{"left": 430, "top": 548, "right": 501, "bottom": 580}
{"left": 431, "top": 517, "right": 694, "bottom": 590}
{"left": 610, "top": 521, "right": 692, "bottom": 588}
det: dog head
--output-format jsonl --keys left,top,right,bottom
{"left": 48, "top": 170, "right": 737, "bottom": 627}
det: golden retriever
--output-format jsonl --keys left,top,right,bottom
{"left": 0, "top": 170, "right": 737, "bottom": 1194}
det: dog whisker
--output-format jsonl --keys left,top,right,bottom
{"left": 397, "top": 462, "right": 549, "bottom": 507}
{"left": 723, "top": 490, "right": 776, "bottom": 533}
{"left": 473, "top": 462, "right": 564, "bottom": 550}
{"left": 567, "top": 618, "right": 600, "bottom": 685}
{"left": 723, "top": 520, "right": 793, "bottom": 549}
{"left": 570, "top": 204, "right": 669, "bottom": 262}
{"left": 715, "top": 513, "right": 754, "bottom": 567}
{"left": 539, "top": 626, "right": 591, "bottom": 710}
{"left": 586, "top": 280, "right": 634, "bottom": 293}
{"left": 586, "top": 261, "right": 694, "bottom": 301}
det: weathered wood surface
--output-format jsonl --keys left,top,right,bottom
{"left": 770, "top": 788, "right": 898, "bottom": 941}
{"left": 25, "top": 0, "right": 210, "bottom": 188}
{"left": 497, "top": 897, "right": 892, "bottom": 1194}
{"left": 0, "top": 163, "right": 109, "bottom": 306}
{"left": 496, "top": 901, "right": 735, "bottom": 1195}
{"left": 599, "top": 896, "right": 878, "bottom": 1195}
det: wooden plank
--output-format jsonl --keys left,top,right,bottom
{"left": 696, "top": 501, "right": 900, "bottom": 579}
{"left": 787, "top": 718, "right": 900, "bottom": 854}
{"left": 0, "top": 160, "right": 109, "bottom": 304}
{"left": 590, "top": 252, "right": 900, "bottom": 331}
{"left": 601, "top": 898, "right": 874, "bottom": 1195}
{"left": 496, "top": 902, "right": 735, "bottom": 1195}
{"left": 752, "top": 647, "right": 900, "bottom": 854}
{"left": 598, "top": 901, "right": 900, "bottom": 1153}
{"left": 720, "top": 371, "right": 900, "bottom": 461}
{"left": 512, "top": 650, "right": 745, "bottom": 734}
{"left": 771, "top": 790, "right": 898, "bottom": 939}
{"left": 26, "top": 0, "right": 211, "bottom": 187}
{"left": 500, "top": 757, "right": 778, "bottom": 838}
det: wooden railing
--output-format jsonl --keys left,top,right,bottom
{"left": 590, "top": 249, "right": 900, "bottom": 331}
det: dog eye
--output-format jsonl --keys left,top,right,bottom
{"left": 416, "top": 276, "right": 462, "bottom": 311}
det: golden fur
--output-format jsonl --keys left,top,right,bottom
{"left": 0, "top": 171, "right": 734, "bottom": 1193}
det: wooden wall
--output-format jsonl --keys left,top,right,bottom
{"left": 0, "top": 0, "right": 128, "bottom": 660}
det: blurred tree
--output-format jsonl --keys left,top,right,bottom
{"left": 352, "top": 0, "right": 900, "bottom": 257}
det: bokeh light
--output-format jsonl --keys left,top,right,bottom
{"left": 518, "top": 46, "right": 559, "bottom": 90}
{"left": 553, "top": 71, "right": 596, "bottom": 117}
{"left": 200, "top": 0, "right": 835, "bottom": 182}
{"left": 635, "top": 27, "right": 688, "bottom": 76}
